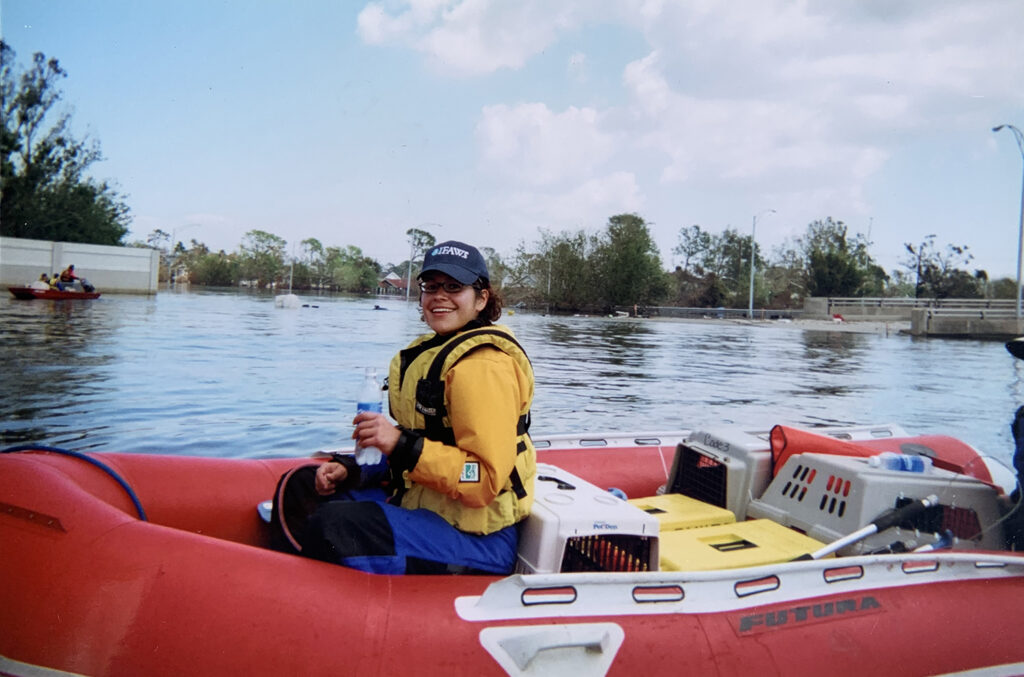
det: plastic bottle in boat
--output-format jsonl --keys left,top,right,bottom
{"left": 354, "top": 367, "right": 383, "bottom": 465}
{"left": 868, "top": 452, "right": 932, "bottom": 473}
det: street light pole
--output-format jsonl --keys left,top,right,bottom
{"left": 748, "top": 209, "right": 775, "bottom": 320}
{"left": 993, "top": 124, "right": 1024, "bottom": 321}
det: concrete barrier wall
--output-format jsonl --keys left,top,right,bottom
{"left": 0, "top": 237, "right": 160, "bottom": 294}
{"left": 804, "top": 297, "right": 1016, "bottom": 322}
{"left": 910, "top": 308, "right": 1023, "bottom": 339}
{"left": 803, "top": 298, "right": 829, "bottom": 319}
{"left": 802, "top": 297, "right": 903, "bottom": 320}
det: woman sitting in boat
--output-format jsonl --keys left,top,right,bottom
{"left": 272, "top": 240, "right": 536, "bottom": 575}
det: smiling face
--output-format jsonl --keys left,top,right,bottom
{"left": 420, "top": 272, "right": 488, "bottom": 335}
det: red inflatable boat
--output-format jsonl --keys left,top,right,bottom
{"left": 1, "top": 424, "right": 1022, "bottom": 676}
{"left": 7, "top": 285, "right": 101, "bottom": 300}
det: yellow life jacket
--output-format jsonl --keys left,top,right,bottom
{"left": 387, "top": 323, "right": 535, "bottom": 534}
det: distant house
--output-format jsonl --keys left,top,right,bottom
{"left": 378, "top": 271, "right": 408, "bottom": 295}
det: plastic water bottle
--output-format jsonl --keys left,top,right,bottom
{"left": 354, "top": 367, "right": 383, "bottom": 465}
{"left": 868, "top": 452, "right": 932, "bottom": 473}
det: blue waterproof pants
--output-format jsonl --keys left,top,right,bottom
{"left": 272, "top": 465, "right": 519, "bottom": 575}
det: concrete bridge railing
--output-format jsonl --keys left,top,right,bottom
{"left": 804, "top": 297, "right": 1017, "bottom": 322}
{"left": 910, "top": 307, "right": 1023, "bottom": 339}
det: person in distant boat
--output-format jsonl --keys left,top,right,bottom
{"left": 272, "top": 240, "right": 536, "bottom": 575}
{"left": 30, "top": 274, "right": 50, "bottom": 291}
{"left": 49, "top": 273, "right": 65, "bottom": 291}
{"left": 60, "top": 264, "right": 79, "bottom": 283}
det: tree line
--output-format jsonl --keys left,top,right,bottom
{"left": 2, "top": 43, "right": 1015, "bottom": 309}
{"left": 147, "top": 228, "right": 383, "bottom": 293}
{"left": 502, "top": 215, "right": 1014, "bottom": 312}
{"left": 1, "top": 42, "right": 130, "bottom": 246}
{"left": 133, "top": 212, "right": 1014, "bottom": 312}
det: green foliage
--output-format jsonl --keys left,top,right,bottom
{"left": 508, "top": 216, "right": 667, "bottom": 311}
{"left": 144, "top": 214, "right": 993, "bottom": 308}
{"left": 590, "top": 214, "right": 667, "bottom": 307}
{"left": 673, "top": 225, "right": 713, "bottom": 275}
{"left": 325, "top": 245, "right": 380, "bottom": 293}
{"left": 529, "top": 229, "right": 593, "bottom": 309}
{"left": 990, "top": 277, "right": 1019, "bottom": 299}
{"left": 799, "top": 218, "right": 880, "bottom": 297}
{"left": 860, "top": 263, "right": 889, "bottom": 297}
{"left": 678, "top": 226, "right": 765, "bottom": 308}
{"left": 762, "top": 243, "right": 806, "bottom": 307}
{"left": 902, "top": 235, "right": 982, "bottom": 299}
{"left": 808, "top": 249, "right": 862, "bottom": 296}
{"left": 122, "top": 211, "right": 1005, "bottom": 309}
{"left": 189, "top": 251, "right": 238, "bottom": 286}
{"left": 671, "top": 225, "right": 740, "bottom": 306}
{"left": 300, "top": 237, "right": 327, "bottom": 288}
{"left": 480, "top": 247, "right": 508, "bottom": 288}
{"left": 0, "top": 42, "right": 130, "bottom": 245}
{"left": 239, "top": 229, "right": 287, "bottom": 288}
{"left": 939, "top": 270, "right": 985, "bottom": 299}
{"left": 693, "top": 272, "right": 728, "bottom": 307}
{"left": 714, "top": 228, "right": 759, "bottom": 307}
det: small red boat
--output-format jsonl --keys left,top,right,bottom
{"left": 8, "top": 285, "right": 101, "bottom": 300}
{"left": 1, "top": 424, "right": 1022, "bottom": 676}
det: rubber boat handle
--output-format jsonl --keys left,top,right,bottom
{"left": 498, "top": 626, "right": 611, "bottom": 670}
{"left": 537, "top": 475, "right": 576, "bottom": 491}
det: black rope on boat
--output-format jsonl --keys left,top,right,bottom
{"left": 1, "top": 444, "right": 148, "bottom": 521}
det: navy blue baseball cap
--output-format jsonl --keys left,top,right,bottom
{"left": 419, "top": 241, "right": 489, "bottom": 284}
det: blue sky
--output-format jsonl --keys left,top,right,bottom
{"left": 3, "top": 0, "right": 1023, "bottom": 278}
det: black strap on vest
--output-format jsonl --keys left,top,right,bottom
{"left": 413, "top": 328, "right": 532, "bottom": 500}
{"left": 397, "top": 332, "right": 452, "bottom": 389}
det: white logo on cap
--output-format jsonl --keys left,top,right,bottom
{"left": 433, "top": 246, "right": 469, "bottom": 259}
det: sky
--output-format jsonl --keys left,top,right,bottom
{"left": 2, "top": 0, "right": 1024, "bottom": 278}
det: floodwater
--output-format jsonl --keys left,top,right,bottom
{"left": 2, "top": 288, "right": 1022, "bottom": 473}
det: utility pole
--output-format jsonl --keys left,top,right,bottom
{"left": 993, "top": 124, "right": 1024, "bottom": 321}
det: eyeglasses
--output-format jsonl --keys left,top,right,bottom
{"left": 418, "top": 280, "right": 471, "bottom": 294}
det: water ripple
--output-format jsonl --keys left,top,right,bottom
{"left": 1, "top": 291, "right": 1019, "bottom": 466}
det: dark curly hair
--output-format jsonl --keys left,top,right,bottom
{"left": 473, "top": 278, "right": 503, "bottom": 323}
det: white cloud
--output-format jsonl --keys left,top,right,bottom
{"left": 492, "top": 171, "right": 644, "bottom": 235}
{"left": 553, "top": 172, "right": 644, "bottom": 222}
{"left": 357, "top": 0, "right": 450, "bottom": 44}
{"left": 621, "top": 56, "right": 843, "bottom": 186}
{"left": 609, "top": 0, "right": 1021, "bottom": 218}
{"left": 357, "top": 0, "right": 1024, "bottom": 272}
{"left": 358, "top": 0, "right": 1022, "bottom": 187}
{"left": 621, "top": 51, "right": 670, "bottom": 117}
{"left": 357, "top": 0, "right": 584, "bottom": 76}
{"left": 475, "top": 103, "right": 614, "bottom": 186}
